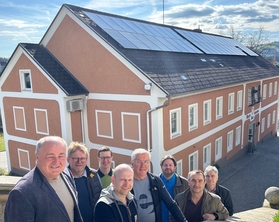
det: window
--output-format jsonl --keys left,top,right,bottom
{"left": 263, "top": 84, "right": 267, "bottom": 99}
{"left": 216, "top": 97, "right": 223, "bottom": 119}
{"left": 203, "top": 144, "right": 211, "bottom": 169}
{"left": 215, "top": 137, "right": 222, "bottom": 161}
{"left": 274, "top": 81, "right": 278, "bottom": 95}
{"left": 269, "top": 83, "right": 272, "bottom": 97}
{"left": 267, "top": 114, "right": 271, "bottom": 128}
{"left": 261, "top": 117, "right": 265, "bottom": 133}
{"left": 34, "top": 109, "right": 49, "bottom": 135}
{"left": 170, "top": 108, "right": 181, "bottom": 139}
{"left": 203, "top": 100, "right": 211, "bottom": 125}
{"left": 227, "top": 130, "right": 233, "bottom": 152}
{"left": 237, "top": 90, "right": 242, "bottom": 111}
{"left": 248, "top": 85, "right": 261, "bottom": 106}
{"left": 228, "top": 93, "right": 234, "bottom": 114}
{"left": 272, "top": 110, "right": 276, "bottom": 124}
{"left": 236, "top": 126, "right": 241, "bottom": 146}
{"left": 189, "top": 151, "right": 198, "bottom": 171}
{"left": 189, "top": 103, "right": 198, "bottom": 131}
{"left": 19, "top": 70, "right": 32, "bottom": 91}
{"left": 176, "top": 160, "right": 182, "bottom": 176}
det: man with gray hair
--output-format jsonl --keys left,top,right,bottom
{"left": 4, "top": 136, "right": 83, "bottom": 222}
{"left": 204, "top": 165, "right": 234, "bottom": 216}
{"left": 131, "top": 148, "right": 186, "bottom": 222}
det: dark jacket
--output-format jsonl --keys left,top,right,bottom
{"left": 215, "top": 183, "right": 234, "bottom": 216}
{"left": 69, "top": 165, "right": 102, "bottom": 217}
{"left": 94, "top": 185, "right": 138, "bottom": 222}
{"left": 159, "top": 173, "right": 188, "bottom": 198}
{"left": 171, "top": 188, "right": 229, "bottom": 222}
{"left": 4, "top": 167, "right": 83, "bottom": 222}
{"left": 132, "top": 172, "right": 186, "bottom": 222}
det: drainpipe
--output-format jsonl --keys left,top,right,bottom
{"left": 81, "top": 95, "right": 89, "bottom": 144}
{"left": 146, "top": 95, "right": 171, "bottom": 154}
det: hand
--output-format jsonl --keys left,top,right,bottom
{"left": 202, "top": 213, "right": 216, "bottom": 221}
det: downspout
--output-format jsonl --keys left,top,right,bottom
{"left": 81, "top": 95, "right": 89, "bottom": 143}
{"left": 146, "top": 95, "right": 171, "bottom": 154}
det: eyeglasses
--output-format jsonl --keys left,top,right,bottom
{"left": 71, "top": 157, "right": 87, "bottom": 163}
{"left": 133, "top": 160, "right": 150, "bottom": 165}
{"left": 99, "top": 156, "right": 112, "bottom": 160}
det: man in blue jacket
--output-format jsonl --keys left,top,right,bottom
{"left": 4, "top": 136, "right": 83, "bottom": 222}
{"left": 94, "top": 164, "right": 137, "bottom": 222}
{"left": 131, "top": 148, "right": 186, "bottom": 222}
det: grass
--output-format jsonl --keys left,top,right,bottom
{"left": 274, "top": 212, "right": 279, "bottom": 222}
{"left": 0, "top": 132, "right": 5, "bottom": 151}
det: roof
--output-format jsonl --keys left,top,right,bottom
{"left": 64, "top": 4, "right": 279, "bottom": 96}
{"left": 21, "top": 43, "right": 89, "bottom": 96}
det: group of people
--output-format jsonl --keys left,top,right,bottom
{"left": 4, "top": 135, "right": 234, "bottom": 222}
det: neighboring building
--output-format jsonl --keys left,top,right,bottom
{"left": 0, "top": 4, "right": 278, "bottom": 176}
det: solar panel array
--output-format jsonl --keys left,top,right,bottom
{"left": 175, "top": 29, "right": 257, "bottom": 56}
{"left": 83, "top": 11, "right": 202, "bottom": 54}
{"left": 83, "top": 10, "right": 257, "bottom": 56}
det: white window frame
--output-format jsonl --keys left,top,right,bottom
{"left": 235, "top": 126, "right": 241, "bottom": 146}
{"left": 274, "top": 81, "right": 278, "bottom": 95}
{"left": 176, "top": 160, "right": 183, "bottom": 176}
{"left": 121, "top": 112, "right": 141, "bottom": 143}
{"left": 215, "top": 137, "right": 222, "bottom": 161}
{"left": 189, "top": 151, "right": 198, "bottom": 171}
{"left": 189, "top": 103, "right": 198, "bottom": 131}
{"left": 203, "top": 100, "right": 211, "bottom": 125}
{"left": 227, "top": 130, "right": 233, "bottom": 152}
{"left": 263, "top": 84, "right": 267, "bottom": 99}
{"left": 170, "top": 108, "right": 181, "bottom": 139}
{"left": 261, "top": 117, "right": 265, "bottom": 133}
{"left": 216, "top": 96, "right": 223, "bottom": 120}
{"left": 19, "top": 69, "right": 32, "bottom": 91}
{"left": 267, "top": 114, "right": 271, "bottom": 128}
{"left": 203, "top": 143, "right": 211, "bottom": 169}
{"left": 272, "top": 110, "right": 276, "bottom": 124}
{"left": 237, "top": 90, "right": 243, "bottom": 111}
{"left": 269, "top": 82, "right": 272, "bottom": 97}
{"left": 228, "top": 93, "right": 234, "bottom": 114}
{"left": 18, "top": 148, "right": 30, "bottom": 171}
{"left": 13, "top": 106, "right": 26, "bottom": 131}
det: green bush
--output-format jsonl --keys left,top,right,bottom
{"left": 274, "top": 212, "right": 279, "bottom": 222}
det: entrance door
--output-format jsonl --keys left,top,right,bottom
{"left": 248, "top": 122, "right": 255, "bottom": 143}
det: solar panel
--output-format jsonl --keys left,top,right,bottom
{"left": 174, "top": 29, "right": 258, "bottom": 56}
{"left": 83, "top": 11, "right": 203, "bottom": 54}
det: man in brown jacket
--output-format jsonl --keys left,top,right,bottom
{"left": 171, "top": 170, "right": 228, "bottom": 222}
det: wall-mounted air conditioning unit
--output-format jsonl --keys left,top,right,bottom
{"left": 66, "top": 99, "right": 83, "bottom": 112}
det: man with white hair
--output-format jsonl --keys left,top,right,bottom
{"left": 204, "top": 165, "right": 234, "bottom": 216}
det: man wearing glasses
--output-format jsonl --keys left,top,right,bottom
{"left": 131, "top": 148, "right": 187, "bottom": 222}
{"left": 67, "top": 142, "right": 102, "bottom": 222}
{"left": 97, "top": 146, "right": 114, "bottom": 188}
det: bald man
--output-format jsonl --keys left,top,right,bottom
{"left": 94, "top": 164, "right": 138, "bottom": 222}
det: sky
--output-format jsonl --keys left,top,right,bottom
{"left": 0, "top": 0, "right": 279, "bottom": 58}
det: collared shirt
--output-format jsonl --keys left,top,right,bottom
{"left": 97, "top": 168, "right": 114, "bottom": 188}
{"left": 160, "top": 174, "right": 176, "bottom": 222}
{"left": 184, "top": 192, "right": 203, "bottom": 222}
{"left": 73, "top": 170, "right": 87, "bottom": 178}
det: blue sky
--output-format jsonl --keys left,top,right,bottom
{"left": 0, "top": 0, "right": 279, "bottom": 58}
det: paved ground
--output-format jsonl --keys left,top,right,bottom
{"left": 218, "top": 134, "right": 279, "bottom": 213}
{"left": 0, "top": 151, "right": 7, "bottom": 173}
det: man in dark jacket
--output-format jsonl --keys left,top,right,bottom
{"left": 94, "top": 164, "right": 137, "bottom": 222}
{"left": 159, "top": 155, "right": 188, "bottom": 222}
{"left": 68, "top": 142, "right": 102, "bottom": 222}
{"left": 204, "top": 165, "right": 234, "bottom": 216}
{"left": 131, "top": 148, "right": 186, "bottom": 222}
{"left": 4, "top": 136, "right": 83, "bottom": 222}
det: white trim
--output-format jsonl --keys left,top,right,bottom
{"left": 34, "top": 108, "right": 49, "bottom": 135}
{"left": 189, "top": 103, "right": 198, "bottom": 131}
{"left": 227, "top": 130, "right": 233, "bottom": 152}
{"left": 203, "top": 143, "right": 211, "bottom": 169}
{"left": 189, "top": 150, "right": 198, "bottom": 171}
{"left": 18, "top": 148, "right": 30, "bottom": 171}
{"left": 269, "top": 82, "right": 273, "bottom": 97}
{"left": 203, "top": 100, "right": 211, "bottom": 125}
{"left": 261, "top": 117, "right": 265, "bottom": 133}
{"left": 176, "top": 159, "right": 183, "bottom": 176}
{"left": 267, "top": 113, "right": 271, "bottom": 128}
{"left": 235, "top": 126, "right": 241, "bottom": 146}
{"left": 13, "top": 106, "right": 26, "bottom": 131}
{"left": 95, "top": 110, "right": 113, "bottom": 139}
{"left": 216, "top": 96, "right": 223, "bottom": 120}
{"left": 19, "top": 69, "right": 32, "bottom": 92}
{"left": 121, "top": 112, "right": 141, "bottom": 143}
{"left": 215, "top": 137, "right": 222, "bottom": 161}
{"left": 228, "top": 92, "right": 234, "bottom": 114}
{"left": 263, "top": 84, "right": 267, "bottom": 99}
{"left": 170, "top": 108, "right": 181, "bottom": 139}
{"left": 237, "top": 90, "right": 243, "bottom": 111}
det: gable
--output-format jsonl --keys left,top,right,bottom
{"left": 44, "top": 13, "right": 151, "bottom": 95}
{"left": 1, "top": 52, "right": 58, "bottom": 94}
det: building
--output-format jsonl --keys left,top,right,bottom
{"left": 0, "top": 4, "right": 278, "bottom": 176}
